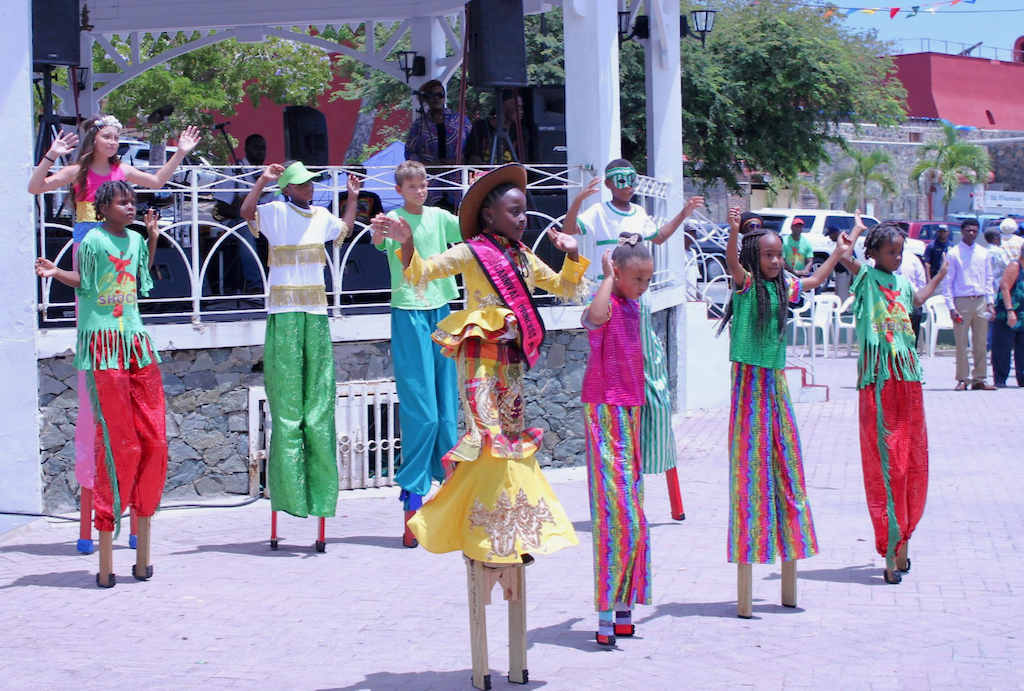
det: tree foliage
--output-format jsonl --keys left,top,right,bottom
{"left": 96, "top": 30, "right": 338, "bottom": 162}
{"left": 908, "top": 121, "right": 992, "bottom": 217}
{"left": 827, "top": 148, "right": 899, "bottom": 212}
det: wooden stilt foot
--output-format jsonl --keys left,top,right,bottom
{"left": 507, "top": 565, "right": 528, "bottom": 684}
{"left": 896, "top": 541, "right": 910, "bottom": 573}
{"left": 781, "top": 560, "right": 797, "bottom": 608}
{"left": 737, "top": 563, "right": 752, "bottom": 619}
{"left": 133, "top": 516, "right": 153, "bottom": 581}
{"left": 465, "top": 557, "right": 491, "bottom": 691}
{"left": 77, "top": 488, "right": 94, "bottom": 554}
{"left": 666, "top": 467, "right": 685, "bottom": 521}
{"left": 97, "top": 531, "right": 115, "bottom": 588}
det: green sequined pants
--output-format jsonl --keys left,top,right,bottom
{"left": 264, "top": 312, "right": 339, "bottom": 518}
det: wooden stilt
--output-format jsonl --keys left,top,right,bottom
{"left": 737, "top": 563, "right": 753, "bottom": 619}
{"left": 781, "top": 560, "right": 797, "bottom": 608}
{"left": 896, "top": 541, "right": 910, "bottom": 573}
{"left": 506, "top": 565, "right": 528, "bottom": 684}
{"left": 77, "top": 487, "right": 94, "bottom": 554}
{"left": 97, "top": 531, "right": 114, "bottom": 588}
{"left": 133, "top": 516, "right": 152, "bottom": 581}
{"left": 666, "top": 467, "right": 685, "bottom": 521}
{"left": 465, "top": 557, "right": 491, "bottom": 691}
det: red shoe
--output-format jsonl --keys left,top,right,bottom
{"left": 595, "top": 631, "right": 616, "bottom": 647}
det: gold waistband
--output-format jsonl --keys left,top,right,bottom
{"left": 268, "top": 244, "right": 327, "bottom": 267}
{"left": 75, "top": 201, "right": 98, "bottom": 223}
{"left": 269, "top": 284, "right": 328, "bottom": 308}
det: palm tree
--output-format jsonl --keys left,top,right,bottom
{"left": 909, "top": 121, "right": 992, "bottom": 219}
{"left": 765, "top": 173, "right": 829, "bottom": 208}
{"left": 826, "top": 149, "right": 898, "bottom": 213}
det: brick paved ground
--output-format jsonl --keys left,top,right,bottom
{"left": 1, "top": 351, "right": 1022, "bottom": 691}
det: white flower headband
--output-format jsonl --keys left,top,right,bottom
{"left": 92, "top": 115, "right": 123, "bottom": 132}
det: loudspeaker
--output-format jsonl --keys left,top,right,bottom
{"left": 283, "top": 106, "right": 329, "bottom": 166}
{"left": 526, "top": 85, "right": 566, "bottom": 164}
{"left": 467, "top": 0, "right": 528, "bottom": 88}
{"left": 33, "top": 0, "right": 80, "bottom": 69}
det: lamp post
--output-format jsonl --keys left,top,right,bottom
{"left": 396, "top": 51, "right": 426, "bottom": 82}
{"left": 617, "top": 12, "right": 650, "bottom": 45}
{"left": 682, "top": 9, "right": 717, "bottom": 47}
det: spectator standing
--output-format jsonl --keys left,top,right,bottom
{"left": 993, "top": 243, "right": 1024, "bottom": 388}
{"left": 990, "top": 218, "right": 1024, "bottom": 295}
{"left": 404, "top": 79, "right": 471, "bottom": 211}
{"left": 783, "top": 218, "right": 813, "bottom": 277}
{"left": 922, "top": 223, "right": 952, "bottom": 281}
{"left": 465, "top": 91, "right": 528, "bottom": 165}
{"left": 942, "top": 218, "right": 996, "bottom": 390}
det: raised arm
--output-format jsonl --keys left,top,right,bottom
{"left": 144, "top": 209, "right": 161, "bottom": 269}
{"left": 561, "top": 177, "right": 601, "bottom": 236}
{"left": 914, "top": 256, "right": 948, "bottom": 307}
{"left": 652, "top": 196, "right": 704, "bottom": 246}
{"left": 585, "top": 250, "right": 616, "bottom": 327}
{"left": 837, "top": 210, "right": 868, "bottom": 276}
{"left": 122, "top": 126, "right": 202, "bottom": 189}
{"left": 725, "top": 207, "right": 745, "bottom": 287}
{"left": 241, "top": 164, "right": 283, "bottom": 222}
{"left": 27, "top": 131, "right": 80, "bottom": 194}
{"left": 341, "top": 174, "right": 361, "bottom": 239}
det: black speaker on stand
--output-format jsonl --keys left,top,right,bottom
{"left": 283, "top": 106, "right": 329, "bottom": 166}
{"left": 33, "top": 0, "right": 81, "bottom": 70}
{"left": 466, "top": 0, "right": 529, "bottom": 88}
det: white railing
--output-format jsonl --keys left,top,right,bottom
{"left": 34, "top": 163, "right": 687, "bottom": 329}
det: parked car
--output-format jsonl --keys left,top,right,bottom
{"left": 884, "top": 219, "right": 961, "bottom": 246}
{"left": 756, "top": 206, "right": 926, "bottom": 261}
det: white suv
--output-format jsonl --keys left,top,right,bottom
{"left": 754, "top": 208, "right": 926, "bottom": 268}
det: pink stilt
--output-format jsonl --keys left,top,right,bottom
{"left": 666, "top": 467, "right": 685, "bottom": 521}
{"left": 77, "top": 488, "right": 94, "bottom": 554}
{"left": 270, "top": 511, "right": 279, "bottom": 550}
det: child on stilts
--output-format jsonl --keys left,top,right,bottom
{"left": 35, "top": 181, "right": 168, "bottom": 587}
{"left": 841, "top": 213, "right": 947, "bottom": 584}
{"left": 581, "top": 234, "right": 655, "bottom": 647}
{"left": 563, "top": 159, "right": 703, "bottom": 521}
{"left": 240, "top": 161, "right": 358, "bottom": 550}
{"left": 719, "top": 208, "right": 850, "bottom": 617}
{"left": 28, "top": 115, "right": 200, "bottom": 553}
{"left": 374, "top": 164, "right": 587, "bottom": 689}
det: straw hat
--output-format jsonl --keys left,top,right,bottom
{"left": 458, "top": 163, "right": 528, "bottom": 241}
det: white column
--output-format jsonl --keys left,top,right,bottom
{"left": 409, "top": 16, "right": 448, "bottom": 92}
{"left": 643, "top": 0, "right": 683, "bottom": 218}
{"left": 0, "top": 0, "right": 43, "bottom": 513}
{"left": 564, "top": 0, "right": 622, "bottom": 262}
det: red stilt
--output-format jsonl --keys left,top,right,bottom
{"left": 270, "top": 511, "right": 279, "bottom": 550}
{"left": 77, "top": 488, "right": 94, "bottom": 554}
{"left": 315, "top": 517, "right": 326, "bottom": 553}
{"left": 666, "top": 467, "right": 685, "bottom": 521}
{"left": 403, "top": 510, "right": 418, "bottom": 548}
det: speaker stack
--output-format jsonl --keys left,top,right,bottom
{"left": 466, "top": 0, "right": 529, "bottom": 88}
{"left": 32, "top": 0, "right": 81, "bottom": 70}
{"left": 283, "top": 106, "right": 329, "bottom": 166}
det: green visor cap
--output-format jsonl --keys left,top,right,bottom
{"left": 275, "top": 161, "right": 321, "bottom": 195}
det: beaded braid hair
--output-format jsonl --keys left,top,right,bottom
{"left": 716, "top": 229, "right": 790, "bottom": 340}
{"left": 479, "top": 181, "right": 531, "bottom": 278}
{"left": 93, "top": 180, "right": 137, "bottom": 220}
{"left": 863, "top": 221, "right": 905, "bottom": 258}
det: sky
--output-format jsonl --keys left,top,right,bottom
{"left": 834, "top": 0, "right": 1024, "bottom": 59}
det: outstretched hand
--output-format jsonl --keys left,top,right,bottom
{"left": 387, "top": 216, "right": 413, "bottom": 243}
{"left": 346, "top": 173, "right": 362, "bottom": 196}
{"left": 936, "top": 255, "right": 949, "bottom": 280}
{"left": 852, "top": 208, "right": 867, "bottom": 235}
{"left": 547, "top": 228, "right": 578, "bottom": 256}
{"left": 261, "top": 163, "right": 286, "bottom": 183}
{"left": 578, "top": 177, "right": 601, "bottom": 202}
{"left": 48, "top": 131, "right": 79, "bottom": 159}
{"left": 35, "top": 257, "right": 58, "bottom": 278}
{"left": 176, "top": 126, "right": 202, "bottom": 155}
{"left": 601, "top": 248, "right": 614, "bottom": 277}
{"left": 727, "top": 207, "right": 741, "bottom": 233}
{"left": 682, "top": 196, "right": 705, "bottom": 218}
{"left": 144, "top": 209, "right": 161, "bottom": 240}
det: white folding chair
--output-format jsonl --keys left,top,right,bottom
{"left": 833, "top": 295, "right": 857, "bottom": 357}
{"left": 787, "top": 294, "right": 814, "bottom": 354}
{"left": 923, "top": 295, "right": 954, "bottom": 357}
{"left": 810, "top": 294, "right": 841, "bottom": 357}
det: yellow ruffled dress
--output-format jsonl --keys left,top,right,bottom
{"left": 401, "top": 237, "right": 590, "bottom": 563}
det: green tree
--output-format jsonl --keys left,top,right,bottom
{"left": 826, "top": 149, "right": 898, "bottom": 212}
{"left": 765, "top": 173, "right": 829, "bottom": 208}
{"left": 96, "top": 30, "right": 338, "bottom": 162}
{"left": 908, "top": 121, "right": 992, "bottom": 218}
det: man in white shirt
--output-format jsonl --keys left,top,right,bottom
{"left": 942, "top": 218, "right": 996, "bottom": 390}
{"left": 896, "top": 246, "right": 927, "bottom": 350}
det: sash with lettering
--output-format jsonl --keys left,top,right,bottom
{"left": 465, "top": 233, "right": 546, "bottom": 369}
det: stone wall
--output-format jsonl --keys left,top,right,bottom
{"left": 37, "top": 308, "right": 676, "bottom": 512}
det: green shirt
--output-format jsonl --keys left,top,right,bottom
{"left": 851, "top": 264, "right": 921, "bottom": 388}
{"left": 74, "top": 227, "right": 158, "bottom": 371}
{"left": 784, "top": 235, "right": 814, "bottom": 271}
{"left": 728, "top": 270, "right": 802, "bottom": 370}
{"left": 376, "top": 206, "right": 462, "bottom": 310}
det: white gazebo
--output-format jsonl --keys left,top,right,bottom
{"left": 1, "top": 0, "right": 711, "bottom": 516}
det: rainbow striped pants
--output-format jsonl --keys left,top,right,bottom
{"left": 583, "top": 403, "right": 652, "bottom": 611}
{"left": 727, "top": 363, "right": 818, "bottom": 564}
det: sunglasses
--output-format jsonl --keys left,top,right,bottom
{"left": 744, "top": 223, "right": 763, "bottom": 230}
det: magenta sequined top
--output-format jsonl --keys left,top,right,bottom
{"left": 581, "top": 293, "right": 645, "bottom": 406}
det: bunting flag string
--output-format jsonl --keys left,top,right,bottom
{"left": 820, "top": 0, "right": 989, "bottom": 20}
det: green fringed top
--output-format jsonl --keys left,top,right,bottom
{"left": 729, "top": 270, "right": 803, "bottom": 370}
{"left": 73, "top": 227, "right": 160, "bottom": 371}
{"left": 852, "top": 264, "right": 921, "bottom": 388}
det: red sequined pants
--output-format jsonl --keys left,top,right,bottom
{"left": 858, "top": 380, "right": 928, "bottom": 560}
{"left": 90, "top": 361, "right": 168, "bottom": 532}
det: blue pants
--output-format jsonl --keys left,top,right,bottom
{"left": 391, "top": 306, "right": 458, "bottom": 497}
